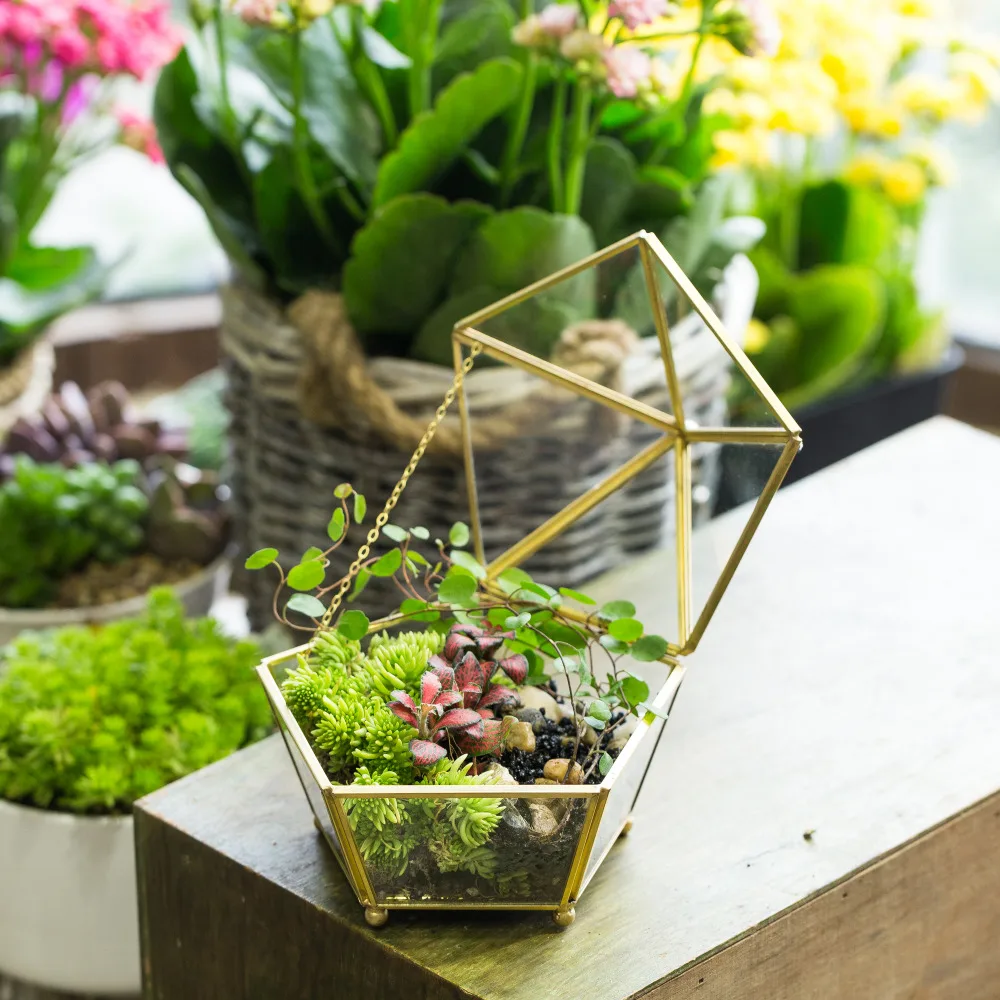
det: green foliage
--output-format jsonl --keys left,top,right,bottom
{"left": 0, "top": 590, "right": 270, "bottom": 814}
{"left": 365, "top": 629, "right": 446, "bottom": 700}
{"left": 155, "top": 0, "right": 747, "bottom": 361}
{"left": 0, "top": 457, "right": 149, "bottom": 608}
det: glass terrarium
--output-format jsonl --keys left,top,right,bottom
{"left": 256, "top": 230, "right": 800, "bottom": 927}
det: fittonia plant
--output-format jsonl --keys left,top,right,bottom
{"left": 247, "top": 483, "right": 670, "bottom": 890}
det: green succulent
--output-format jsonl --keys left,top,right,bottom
{"left": 312, "top": 692, "right": 372, "bottom": 774}
{"left": 364, "top": 630, "right": 445, "bottom": 701}
{"left": 346, "top": 767, "right": 420, "bottom": 876}
{"left": 0, "top": 589, "right": 270, "bottom": 814}
{"left": 429, "top": 838, "right": 499, "bottom": 879}
{"left": 351, "top": 702, "right": 417, "bottom": 778}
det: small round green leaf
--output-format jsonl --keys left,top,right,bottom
{"left": 584, "top": 715, "right": 606, "bottom": 731}
{"left": 370, "top": 548, "right": 402, "bottom": 577}
{"left": 599, "top": 600, "right": 636, "bottom": 621}
{"left": 449, "top": 521, "right": 471, "bottom": 547}
{"left": 631, "top": 634, "right": 669, "bottom": 662}
{"left": 608, "top": 617, "right": 644, "bottom": 642}
{"left": 599, "top": 634, "right": 630, "bottom": 655}
{"left": 337, "top": 609, "right": 370, "bottom": 640}
{"left": 587, "top": 699, "right": 611, "bottom": 722}
{"left": 558, "top": 587, "right": 597, "bottom": 606}
{"left": 287, "top": 560, "right": 325, "bottom": 591}
{"left": 598, "top": 751, "right": 614, "bottom": 777}
{"left": 286, "top": 594, "right": 326, "bottom": 619}
{"left": 353, "top": 493, "right": 367, "bottom": 523}
{"left": 620, "top": 674, "right": 650, "bottom": 708}
{"left": 302, "top": 546, "right": 324, "bottom": 562}
{"left": 411, "top": 526, "right": 430, "bottom": 540}
{"left": 407, "top": 549, "right": 430, "bottom": 567}
{"left": 398, "top": 598, "right": 439, "bottom": 621}
{"left": 334, "top": 483, "right": 353, "bottom": 499}
{"left": 449, "top": 549, "right": 485, "bottom": 579}
{"left": 348, "top": 568, "right": 371, "bottom": 601}
{"left": 438, "top": 573, "right": 477, "bottom": 603}
{"left": 383, "top": 523, "right": 409, "bottom": 543}
{"left": 244, "top": 547, "right": 278, "bottom": 570}
{"left": 327, "top": 508, "right": 346, "bottom": 541}
{"left": 504, "top": 612, "right": 531, "bottom": 629}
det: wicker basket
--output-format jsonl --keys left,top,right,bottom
{"left": 0, "top": 339, "right": 55, "bottom": 437}
{"left": 223, "top": 258, "right": 758, "bottom": 629}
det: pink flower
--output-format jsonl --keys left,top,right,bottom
{"left": 608, "top": 0, "right": 669, "bottom": 31}
{"left": 537, "top": 3, "right": 580, "bottom": 39}
{"left": 51, "top": 29, "right": 90, "bottom": 68}
{"left": 117, "top": 108, "right": 165, "bottom": 164}
{"left": 602, "top": 45, "right": 652, "bottom": 98}
{"left": 62, "top": 75, "right": 97, "bottom": 124}
{"left": 738, "top": 0, "right": 780, "bottom": 57}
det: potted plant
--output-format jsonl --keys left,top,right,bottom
{"left": 0, "top": 588, "right": 271, "bottom": 995}
{"left": 249, "top": 234, "right": 801, "bottom": 927}
{"left": 154, "top": 0, "right": 775, "bottom": 628}
{"left": 0, "top": 380, "right": 231, "bottom": 642}
{"left": 0, "top": 0, "right": 182, "bottom": 433}
{"left": 699, "top": 0, "right": 999, "bottom": 503}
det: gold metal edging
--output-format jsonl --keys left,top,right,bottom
{"left": 561, "top": 790, "right": 606, "bottom": 907}
{"left": 674, "top": 438, "right": 692, "bottom": 648}
{"left": 453, "top": 328, "right": 679, "bottom": 434}
{"left": 685, "top": 427, "right": 790, "bottom": 444}
{"left": 642, "top": 233, "right": 801, "bottom": 437}
{"left": 256, "top": 660, "right": 331, "bottom": 792}
{"left": 325, "top": 790, "right": 379, "bottom": 906}
{"left": 681, "top": 434, "right": 801, "bottom": 654}
{"left": 379, "top": 901, "right": 562, "bottom": 911}
{"left": 639, "top": 240, "right": 686, "bottom": 429}
{"left": 452, "top": 336, "right": 487, "bottom": 567}
{"left": 455, "top": 233, "right": 646, "bottom": 330}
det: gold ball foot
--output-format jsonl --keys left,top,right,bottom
{"left": 365, "top": 906, "right": 389, "bottom": 928}
{"left": 552, "top": 907, "right": 576, "bottom": 928}
{"left": 620, "top": 816, "right": 634, "bottom": 838}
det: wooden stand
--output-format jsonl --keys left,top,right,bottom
{"left": 135, "top": 418, "right": 1000, "bottom": 1000}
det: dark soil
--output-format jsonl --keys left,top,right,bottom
{"left": 500, "top": 713, "right": 624, "bottom": 785}
{"left": 52, "top": 553, "right": 202, "bottom": 608}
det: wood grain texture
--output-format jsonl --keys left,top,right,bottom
{"left": 647, "top": 791, "right": 1000, "bottom": 999}
{"left": 137, "top": 417, "right": 1000, "bottom": 1000}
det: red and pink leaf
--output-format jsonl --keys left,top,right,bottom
{"left": 389, "top": 689, "right": 416, "bottom": 712}
{"left": 388, "top": 702, "right": 419, "bottom": 728}
{"left": 434, "top": 709, "right": 485, "bottom": 736}
{"left": 497, "top": 654, "right": 529, "bottom": 685}
{"left": 444, "top": 633, "right": 476, "bottom": 661}
{"left": 455, "top": 651, "right": 485, "bottom": 696}
{"left": 410, "top": 739, "right": 447, "bottom": 767}
{"left": 420, "top": 671, "right": 442, "bottom": 707}
{"left": 451, "top": 624, "right": 485, "bottom": 639}
{"left": 455, "top": 716, "right": 513, "bottom": 756}
{"left": 434, "top": 689, "right": 463, "bottom": 709}
{"left": 427, "top": 654, "right": 451, "bottom": 673}
{"left": 477, "top": 684, "right": 519, "bottom": 711}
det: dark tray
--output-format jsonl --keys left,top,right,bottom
{"left": 715, "top": 345, "right": 964, "bottom": 514}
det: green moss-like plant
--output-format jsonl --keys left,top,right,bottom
{"left": 0, "top": 589, "right": 271, "bottom": 814}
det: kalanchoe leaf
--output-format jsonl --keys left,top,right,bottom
{"left": 434, "top": 708, "right": 485, "bottom": 736}
{"left": 410, "top": 739, "right": 447, "bottom": 766}
{"left": 420, "top": 671, "right": 442, "bottom": 706}
{"left": 444, "top": 632, "right": 476, "bottom": 661}
{"left": 497, "top": 654, "right": 529, "bottom": 684}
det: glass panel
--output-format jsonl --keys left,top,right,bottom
{"left": 267, "top": 666, "right": 346, "bottom": 865}
{"left": 342, "top": 790, "right": 591, "bottom": 907}
{"left": 584, "top": 705, "right": 667, "bottom": 886}
{"left": 692, "top": 442, "right": 787, "bottom": 637}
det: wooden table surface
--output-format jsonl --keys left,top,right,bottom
{"left": 136, "top": 417, "right": 1000, "bottom": 1000}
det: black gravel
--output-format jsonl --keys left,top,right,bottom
{"left": 499, "top": 713, "right": 623, "bottom": 785}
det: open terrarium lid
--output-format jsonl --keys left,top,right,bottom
{"left": 447, "top": 230, "right": 801, "bottom": 659}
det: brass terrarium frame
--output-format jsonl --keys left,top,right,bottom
{"left": 257, "top": 230, "right": 801, "bottom": 928}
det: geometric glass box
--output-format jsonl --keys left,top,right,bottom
{"left": 257, "top": 231, "right": 801, "bottom": 927}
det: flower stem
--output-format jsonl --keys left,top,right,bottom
{"left": 212, "top": 0, "right": 239, "bottom": 150}
{"left": 350, "top": 8, "right": 398, "bottom": 147}
{"left": 547, "top": 75, "right": 568, "bottom": 212}
{"left": 499, "top": 53, "right": 538, "bottom": 206}
{"left": 406, "top": 0, "right": 443, "bottom": 118}
{"left": 563, "top": 81, "right": 592, "bottom": 216}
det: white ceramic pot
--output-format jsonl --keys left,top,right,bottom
{"left": 0, "top": 799, "right": 140, "bottom": 994}
{"left": 0, "top": 553, "right": 228, "bottom": 646}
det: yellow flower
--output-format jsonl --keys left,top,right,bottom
{"left": 891, "top": 73, "right": 959, "bottom": 120}
{"left": 840, "top": 94, "right": 904, "bottom": 136}
{"left": 880, "top": 159, "right": 927, "bottom": 205}
{"left": 950, "top": 51, "right": 1000, "bottom": 114}
{"left": 744, "top": 318, "right": 772, "bottom": 354}
{"left": 711, "top": 128, "right": 772, "bottom": 168}
{"left": 843, "top": 151, "right": 890, "bottom": 188}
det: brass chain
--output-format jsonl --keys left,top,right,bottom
{"left": 320, "top": 343, "right": 482, "bottom": 629}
